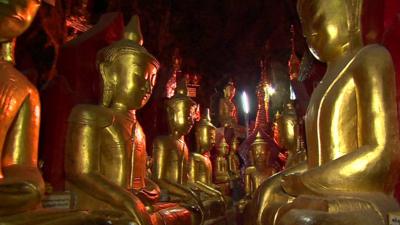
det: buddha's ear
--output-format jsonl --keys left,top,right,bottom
{"left": 99, "top": 62, "right": 117, "bottom": 107}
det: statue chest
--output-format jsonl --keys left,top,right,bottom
{"left": 192, "top": 154, "right": 212, "bottom": 183}
{"left": 161, "top": 139, "right": 189, "bottom": 183}
{"left": 306, "top": 66, "right": 358, "bottom": 167}
{"left": 100, "top": 119, "right": 147, "bottom": 190}
{"left": 251, "top": 169, "right": 273, "bottom": 189}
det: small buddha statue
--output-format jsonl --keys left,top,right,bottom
{"left": 274, "top": 101, "right": 305, "bottom": 168}
{"left": 249, "top": 0, "right": 400, "bottom": 224}
{"left": 244, "top": 132, "right": 276, "bottom": 198}
{"left": 0, "top": 1, "right": 108, "bottom": 224}
{"left": 152, "top": 79, "right": 225, "bottom": 225}
{"left": 218, "top": 81, "right": 238, "bottom": 128}
{"left": 189, "top": 108, "right": 227, "bottom": 209}
{"left": 65, "top": 16, "right": 191, "bottom": 225}
{"left": 227, "top": 138, "right": 241, "bottom": 180}
{"left": 213, "top": 137, "right": 231, "bottom": 195}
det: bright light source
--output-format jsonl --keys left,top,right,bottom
{"left": 267, "top": 86, "right": 276, "bottom": 95}
{"left": 290, "top": 84, "right": 297, "bottom": 100}
{"left": 242, "top": 91, "right": 249, "bottom": 114}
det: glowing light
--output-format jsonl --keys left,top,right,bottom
{"left": 327, "top": 24, "right": 338, "bottom": 40}
{"left": 267, "top": 86, "right": 276, "bottom": 95}
{"left": 241, "top": 91, "right": 249, "bottom": 114}
{"left": 289, "top": 85, "right": 296, "bottom": 100}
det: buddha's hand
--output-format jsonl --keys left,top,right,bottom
{"left": 0, "top": 182, "right": 40, "bottom": 215}
{"left": 120, "top": 197, "right": 152, "bottom": 225}
{"left": 0, "top": 181, "right": 39, "bottom": 203}
{"left": 281, "top": 173, "right": 315, "bottom": 196}
{"left": 134, "top": 188, "right": 160, "bottom": 206}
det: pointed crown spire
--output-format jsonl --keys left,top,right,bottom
{"left": 289, "top": 25, "right": 300, "bottom": 81}
{"left": 124, "top": 15, "right": 144, "bottom": 45}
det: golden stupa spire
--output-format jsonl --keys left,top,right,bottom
{"left": 124, "top": 15, "right": 144, "bottom": 45}
{"left": 288, "top": 25, "right": 300, "bottom": 81}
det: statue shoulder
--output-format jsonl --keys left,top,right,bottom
{"left": 355, "top": 45, "right": 393, "bottom": 71}
{"left": 245, "top": 166, "right": 256, "bottom": 175}
{"left": 0, "top": 63, "right": 38, "bottom": 107}
{"left": 191, "top": 152, "right": 205, "bottom": 161}
{"left": 68, "top": 104, "right": 114, "bottom": 128}
{"left": 352, "top": 44, "right": 395, "bottom": 84}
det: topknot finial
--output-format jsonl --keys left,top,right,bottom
{"left": 124, "top": 15, "right": 144, "bottom": 45}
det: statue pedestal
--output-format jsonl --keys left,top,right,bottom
{"left": 42, "top": 192, "right": 72, "bottom": 209}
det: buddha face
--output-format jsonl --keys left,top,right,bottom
{"left": 167, "top": 100, "right": 196, "bottom": 136}
{"left": 217, "top": 143, "right": 228, "bottom": 156}
{"left": 251, "top": 144, "right": 270, "bottom": 170}
{"left": 223, "top": 84, "right": 236, "bottom": 100}
{"left": 196, "top": 125, "right": 216, "bottom": 153}
{"left": 111, "top": 54, "right": 157, "bottom": 110}
{"left": 0, "top": 0, "right": 41, "bottom": 41}
{"left": 297, "top": 0, "right": 354, "bottom": 62}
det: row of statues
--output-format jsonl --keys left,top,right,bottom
{"left": 1, "top": 0, "right": 400, "bottom": 225}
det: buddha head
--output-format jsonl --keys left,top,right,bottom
{"left": 166, "top": 78, "right": 197, "bottom": 137}
{"left": 250, "top": 132, "right": 271, "bottom": 171}
{"left": 96, "top": 15, "right": 159, "bottom": 111}
{"left": 223, "top": 81, "right": 236, "bottom": 101}
{"left": 231, "top": 137, "right": 239, "bottom": 154}
{"left": 195, "top": 108, "right": 216, "bottom": 154}
{"left": 297, "top": 0, "right": 381, "bottom": 62}
{"left": 216, "top": 137, "right": 229, "bottom": 157}
{"left": 0, "top": 0, "right": 41, "bottom": 42}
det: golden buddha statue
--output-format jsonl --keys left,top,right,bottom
{"left": 152, "top": 79, "right": 226, "bottom": 225}
{"left": 249, "top": 0, "right": 400, "bottom": 224}
{"left": 189, "top": 108, "right": 226, "bottom": 206}
{"left": 0, "top": 1, "right": 109, "bottom": 224}
{"left": 65, "top": 16, "right": 192, "bottom": 225}
{"left": 244, "top": 132, "right": 276, "bottom": 198}
{"left": 227, "top": 138, "right": 240, "bottom": 180}
{"left": 213, "top": 137, "right": 231, "bottom": 195}
{"left": 218, "top": 81, "right": 238, "bottom": 128}
{"left": 274, "top": 101, "right": 305, "bottom": 168}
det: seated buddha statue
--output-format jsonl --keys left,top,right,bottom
{"left": 189, "top": 109, "right": 225, "bottom": 203}
{"left": 0, "top": 1, "right": 109, "bottom": 224}
{"left": 248, "top": 0, "right": 400, "bottom": 224}
{"left": 218, "top": 81, "right": 238, "bottom": 128}
{"left": 65, "top": 16, "right": 191, "bottom": 225}
{"left": 275, "top": 101, "right": 306, "bottom": 168}
{"left": 244, "top": 132, "right": 276, "bottom": 198}
{"left": 227, "top": 138, "right": 240, "bottom": 181}
{"left": 213, "top": 137, "right": 231, "bottom": 195}
{"left": 152, "top": 80, "right": 227, "bottom": 225}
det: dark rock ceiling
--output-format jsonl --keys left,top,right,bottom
{"left": 16, "top": 0, "right": 309, "bottom": 120}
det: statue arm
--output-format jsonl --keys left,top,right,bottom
{"left": 0, "top": 87, "right": 44, "bottom": 215}
{"left": 137, "top": 177, "right": 160, "bottom": 204}
{"left": 282, "top": 45, "right": 399, "bottom": 196}
{"left": 65, "top": 112, "right": 151, "bottom": 225}
{"left": 194, "top": 181, "right": 222, "bottom": 197}
{"left": 244, "top": 167, "right": 254, "bottom": 197}
{"left": 188, "top": 154, "right": 196, "bottom": 183}
{"left": 219, "top": 100, "right": 230, "bottom": 126}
